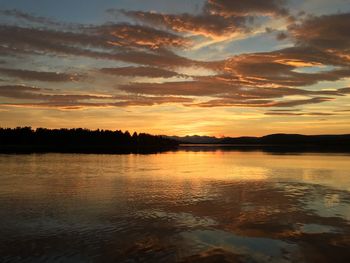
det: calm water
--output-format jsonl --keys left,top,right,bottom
{"left": 1, "top": 149, "right": 350, "bottom": 263}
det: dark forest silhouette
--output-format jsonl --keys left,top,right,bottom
{"left": 0, "top": 127, "right": 178, "bottom": 153}
{"left": 1, "top": 127, "right": 350, "bottom": 153}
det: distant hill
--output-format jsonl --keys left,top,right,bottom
{"left": 165, "top": 133, "right": 350, "bottom": 148}
{"left": 222, "top": 133, "right": 350, "bottom": 146}
{"left": 165, "top": 135, "right": 222, "bottom": 144}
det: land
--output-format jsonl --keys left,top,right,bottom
{"left": 1, "top": 127, "right": 349, "bottom": 153}
{"left": 166, "top": 134, "right": 350, "bottom": 152}
{"left": 0, "top": 127, "right": 178, "bottom": 154}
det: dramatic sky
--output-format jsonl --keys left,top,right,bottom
{"left": 0, "top": 0, "right": 350, "bottom": 136}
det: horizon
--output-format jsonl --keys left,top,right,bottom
{"left": 0, "top": 0, "right": 350, "bottom": 136}
{"left": 1, "top": 126, "right": 350, "bottom": 138}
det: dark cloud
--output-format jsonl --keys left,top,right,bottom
{"left": 334, "top": 109, "right": 350, "bottom": 113}
{"left": 109, "top": 95, "right": 193, "bottom": 107}
{"left": 99, "top": 66, "right": 180, "bottom": 78}
{"left": 0, "top": 85, "right": 46, "bottom": 100}
{"left": 119, "top": 80, "right": 232, "bottom": 96}
{"left": 276, "top": 31, "right": 288, "bottom": 40}
{"left": 263, "top": 97, "right": 334, "bottom": 107}
{"left": 338, "top": 87, "right": 350, "bottom": 94}
{"left": 204, "top": 0, "right": 289, "bottom": 17}
{"left": 110, "top": 50, "right": 201, "bottom": 68}
{"left": 0, "top": 85, "right": 109, "bottom": 101}
{"left": 289, "top": 13, "right": 350, "bottom": 53}
{"left": 0, "top": 68, "right": 82, "bottom": 82}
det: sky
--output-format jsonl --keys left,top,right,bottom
{"left": 0, "top": 0, "right": 350, "bottom": 136}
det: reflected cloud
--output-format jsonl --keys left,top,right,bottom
{"left": 1, "top": 152, "right": 350, "bottom": 262}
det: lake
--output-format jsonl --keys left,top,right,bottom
{"left": 1, "top": 149, "right": 350, "bottom": 262}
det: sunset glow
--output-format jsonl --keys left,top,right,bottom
{"left": 0, "top": 0, "right": 350, "bottom": 136}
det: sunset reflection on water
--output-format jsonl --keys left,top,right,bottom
{"left": 0, "top": 150, "right": 350, "bottom": 262}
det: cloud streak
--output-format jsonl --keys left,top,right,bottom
{"left": 0, "top": 68, "right": 82, "bottom": 82}
{"left": 119, "top": 9, "right": 248, "bottom": 39}
{"left": 0, "top": 85, "right": 193, "bottom": 109}
{"left": 191, "top": 97, "right": 334, "bottom": 108}
{"left": 204, "top": 0, "right": 289, "bottom": 17}
{"left": 99, "top": 66, "right": 181, "bottom": 78}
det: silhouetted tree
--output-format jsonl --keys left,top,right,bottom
{"left": 0, "top": 127, "right": 178, "bottom": 153}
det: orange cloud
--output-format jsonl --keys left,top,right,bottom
{"left": 119, "top": 10, "right": 248, "bottom": 39}
{"left": 223, "top": 47, "right": 350, "bottom": 87}
{"left": 92, "top": 23, "right": 192, "bottom": 49}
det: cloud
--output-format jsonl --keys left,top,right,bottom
{"left": 222, "top": 47, "right": 350, "bottom": 87}
{"left": 119, "top": 10, "right": 248, "bottom": 39}
{"left": 276, "top": 31, "right": 288, "bottom": 40}
{"left": 191, "top": 97, "right": 334, "bottom": 108}
{"left": 338, "top": 87, "right": 350, "bottom": 94}
{"left": 110, "top": 50, "right": 201, "bottom": 68}
{"left": 3, "top": 96, "right": 193, "bottom": 109}
{"left": 215, "top": 13, "right": 350, "bottom": 91}
{"left": 118, "top": 0, "right": 290, "bottom": 39}
{"left": 119, "top": 80, "right": 232, "bottom": 96}
{"left": 1, "top": 10, "right": 349, "bottom": 114}
{"left": 0, "top": 9, "right": 60, "bottom": 26}
{"left": 0, "top": 85, "right": 40, "bottom": 99}
{"left": 217, "top": 86, "right": 344, "bottom": 99}
{"left": 289, "top": 13, "right": 350, "bottom": 53}
{"left": 89, "top": 23, "right": 192, "bottom": 49}
{"left": 1, "top": 10, "right": 192, "bottom": 50}
{"left": 179, "top": 11, "right": 350, "bottom": 84}
{"left": 204, "top": 0, "right": 289, "bottom": 17}
{"left": 0, "top": 85, "right": 193, "bottom": 109}
{"left": 0, "top": 24, "right": 200, "bottom": 68}
{"left": 0, "top": 68, "right": 82, "bottom": 82}
{"left": 99, "top": 66, "right": 180, "bottom": 78}
{"left": 119, "top": 75, "right": 348, "bottom": 98}
{"left": 0, "top": 85, "right": 109, "bottom": 101}
{"left": 264, "top": 111, "right": 335, "bottom": 116}
{"left": 118, "top": 75, "right": 347, "bottom": 108}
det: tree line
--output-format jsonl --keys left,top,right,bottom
{"left": 0, "top": 127, "right": 178, "bottom": 153}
